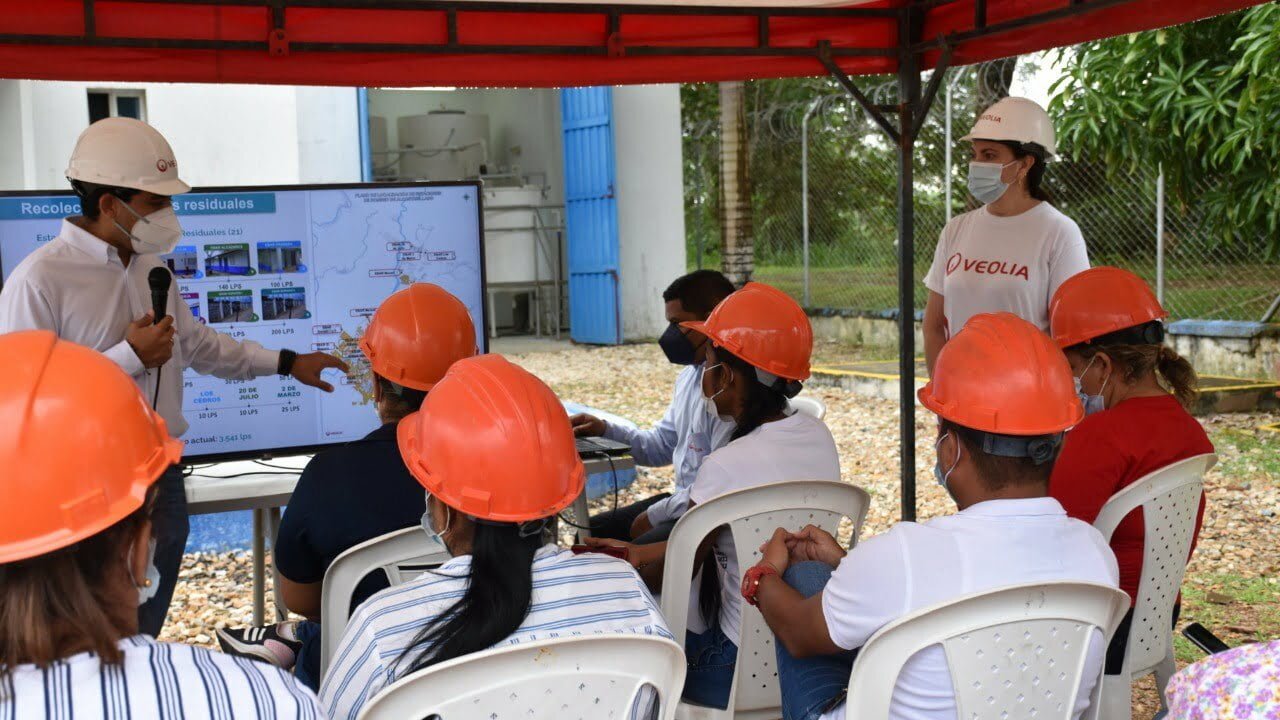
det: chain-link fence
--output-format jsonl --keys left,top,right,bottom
{"left": 683, "top": 64, "right": 1277, "bottom": 323}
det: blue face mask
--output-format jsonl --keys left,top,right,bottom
{"left": 420, "top": 493, "right": 453, "bottom": 555}
{"left": 933, "top": 432, "right": 961, "bottom": 491}
{"left": 1073, "top": 356, "right": 1110, "bottom": 417}
{"left": 967, "top": 160, "right": 1017, "bottom": 205}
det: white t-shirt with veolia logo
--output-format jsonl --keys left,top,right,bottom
{"left": 924, "top": 202, "right": 1088, "bottom": 337}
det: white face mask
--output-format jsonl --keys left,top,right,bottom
{"left": 420, "top": 492, "right": 454, "bottom": 557}
{"left": 132, "top": 537, "right": 161, "bottom": 607}
{"left": 933, "top": 432, "right": 961, "bottom": 493}
{"left": 967, "top": 160, "right": 1018, "bottom": 205}
{"left": 1073, "top": 355, "right": 1110, "bottom": 417}
{"left": 701, "top": 364, "right": 736, "bottom": 423}
{"left": 114, "top": 202, "right": 183, "bottom": 255}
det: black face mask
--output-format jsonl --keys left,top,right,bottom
{"left": 659, "top": 323, "right": 698, "bottom": 366}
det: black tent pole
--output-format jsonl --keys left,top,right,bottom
{"left": 895, "top": 4, "right": 923, "bottom": 523}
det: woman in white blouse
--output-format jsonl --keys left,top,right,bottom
{"left": 0, "top": 331, "right": 320, "bottom": 720}
{"left": 587, "top": 282, "right": 841, "bottom": 710}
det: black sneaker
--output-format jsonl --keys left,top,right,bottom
{"left": 215, "top": 621, "right": 303, "bottom": 669}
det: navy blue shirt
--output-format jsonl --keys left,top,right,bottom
{"left": 274, "top": 422, "right": 425, "bottom": 610}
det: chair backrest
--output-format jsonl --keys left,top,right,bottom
{"left": 659, "top": 480, "right": 870, "bottom": 714}
{"left": 789, "top": 396, "right": 827, "bottom": 421}
{"left": 320, "top": 526, "right": 451, "bottom": 680}
{"left": 355, "top": 635, "right": 687, "bottom": 720}
{"left": 846, "top": 582, "right": 1131, "bottom": 720}
{"left": 1092, "top": 452, "right": 1217, "bottom": 678}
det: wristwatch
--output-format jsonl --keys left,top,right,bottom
{"left": 277, "top": 349, "right": 297, "bottom": 376}
{"left": 741, "top": 562, "right": 780, "bottom": 607}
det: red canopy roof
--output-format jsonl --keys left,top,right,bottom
{"left": 0, "top": 0, "right": 1261, "bottom": 88}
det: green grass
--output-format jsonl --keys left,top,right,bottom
{"left": 710, "top": 257, "right": 1277, "bottom": 321}
{"left": 1208, "top": 428, "right": 1280, "bottom": 483}
{"left": 1176, "top": 574, "right": 1280, "bottom": 662}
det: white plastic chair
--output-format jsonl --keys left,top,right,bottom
{"left": 660, "top": 480, "right": 871, "bottom": 720}
{"left": 356, "top": 635, "right": 688, "bottom": 720}
{"left": 788, "top": 395, "right": 827, "bottom": 421}
{"left": 1092, "top": 453, "right": 1217, "bottom": 719}
{"left": 844, "top": 581, "right": 1130, "bottom": 720}
{"left": 319, "top": 526, "right": 451, "bottom": 680}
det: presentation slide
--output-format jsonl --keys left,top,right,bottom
{"left": 0, "top": 183, "right": 485, "bottom": 460}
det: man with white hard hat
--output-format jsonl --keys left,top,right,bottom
{"left": 0, "top": 117, "right": 349, "bottom": 637}
{"left": 921, "top": 95, "right": 1090, "bottom": 376}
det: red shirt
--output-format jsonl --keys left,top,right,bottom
{"left": 1049, "top": 394, "right": 1213, "bottom": 606}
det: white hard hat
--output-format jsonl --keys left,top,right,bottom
{"left": 66, "top": 118, "right": 191, "bottom": 196}
{"left": 961, "top": 96, "right": 1056, "bottom": 158}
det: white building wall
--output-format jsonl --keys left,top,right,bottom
{"left": 0, "top": 81, "right": 360, "bottom": 191}
{"left": 295, "top": 87, "right": 363, "bottom": 184}
{"left": 613, "top": 84, "right": 686, "bottom": 340}
{"left": 0, "top": 81, "right": 36, "bottom": 188}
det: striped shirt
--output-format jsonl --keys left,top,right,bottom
{"left": 320, "top": 544, "right": 672, "bottom": 720}
{"left": 0, "top": 635, "right": 321, "bottom": 720}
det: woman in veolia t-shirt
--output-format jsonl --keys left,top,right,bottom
{"left": 923, "top": 96, "right": 1090, "bottom": 376}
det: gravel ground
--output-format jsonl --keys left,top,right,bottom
{"left": 164, "top": 340, "right": 1278, "bottom": 718}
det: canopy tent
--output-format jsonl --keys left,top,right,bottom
{"left": 0, "top": 1, "right": 1259, "bottom": 87}
{"left": 0, "top": 0, "right": 1263, "bottom": 521}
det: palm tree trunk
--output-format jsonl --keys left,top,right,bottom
{"left": 718, "top": 81, "right": 753, "bottom": 286}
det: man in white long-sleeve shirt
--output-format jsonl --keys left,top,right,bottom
{"left": 571, "top": 270, "right": 737, "bottom": 543}
{"left": 0, "top": 118, "right": 347, "bottom": 636}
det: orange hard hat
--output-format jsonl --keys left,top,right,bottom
{"left": 0, "top": 331, "right": 183, "bottom": 564}
{"left": 681, "top": 282, "right": 813, "bottom": 382}
{"left": 359, "top": 283, "right": 478, "bottom": 392}
{"left": 1049, "top": 267, "right": 1168, "bottom": 349}
{"left": 918, "top": 313, "right": 1082, "bottom": 436}
{"left": 397, "top": 354, "right": 584, "bottom": 523}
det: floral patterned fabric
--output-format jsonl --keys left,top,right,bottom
{"left": 1166, "top": 640, "right": 1280, "bottom": 719}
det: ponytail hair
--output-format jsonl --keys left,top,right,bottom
{"left": 1072, "top": 323, "right": 1199, "bottom": 409}
{"left": 997, "top": 141, "right": 1051, "bottom": 203}
{"left": 393, "top": 520, "right": 544, "bottom": 676}
{"left": 716, "top": 348, "right": 792, "bottom": 442}
{"left": 1155, "top": 345, "right": 1199, "bottom": 409}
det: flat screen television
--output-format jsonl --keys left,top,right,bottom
{"left": 0, "top": 181, "right": 487, "bottom": 461}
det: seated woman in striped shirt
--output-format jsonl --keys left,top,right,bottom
{"left": 320, "top": 355, "right": 672, "bottom": 720}
{"left": 0, "top": 331, "right": 321, "bottom": 720}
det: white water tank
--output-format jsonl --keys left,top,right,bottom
{"left": 397, "top": 110, "right": 490, "bottom": 180}
{"left": 484, "top": 185, "right": 556, "bottom": 284}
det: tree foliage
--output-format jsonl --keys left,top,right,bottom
{"left": 1049, "top": 4, "right": 1280, "bottom": 256}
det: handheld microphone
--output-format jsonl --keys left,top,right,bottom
{"left": 148, "top": 267, "right": 171, "bottom": 325}
{"left": 146, "top": 267, "right": 172, "bottom": 410}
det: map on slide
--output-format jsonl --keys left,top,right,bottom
{"left": 0, "top": 182, "right": 485, "bottom": 459}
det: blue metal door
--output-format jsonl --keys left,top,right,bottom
{"left": 560, "top": 86, "right": 621, "bottom": 345}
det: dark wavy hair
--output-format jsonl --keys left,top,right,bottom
{"left": 392, "top": 519, "right": 544, "bottom": 675}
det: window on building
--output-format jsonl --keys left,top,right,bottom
{"left": 87, "top": 90, "right": 146, "bottom": 124}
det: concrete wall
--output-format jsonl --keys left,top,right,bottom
{"left": 809, "top": 312, "right": 925, "bottom": 353}
{"left": 809, "top": 310, "right": 1280, "bottom": 380}
{"left": 0, "top": 81, "right": 361, "bottom": 190}
{"left": 1170, "top": 330, "right": 1280, "bottom": 381}
{"left": 613, "top": 84, "right": 687, "bottom": 340}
